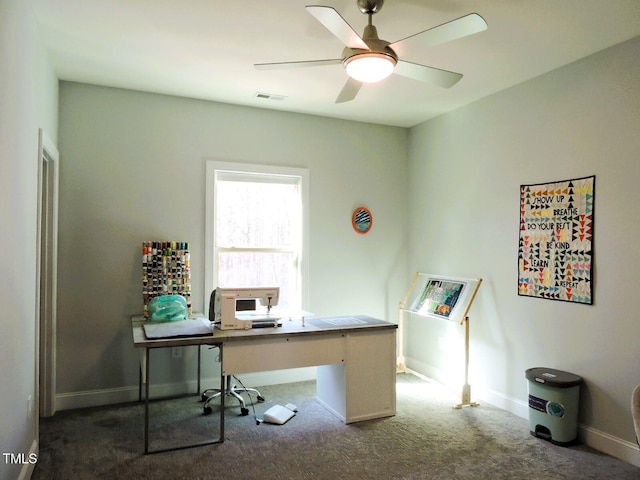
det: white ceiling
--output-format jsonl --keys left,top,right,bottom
{"left": 33, "top": 0, "right": 640, "bottom": 127}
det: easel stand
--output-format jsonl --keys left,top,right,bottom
{"left": 454, "top": 315, "right": 478, "bottom": 409}
{"left": 398, "top": 273, "right": 482, "bottom": 409}
{"left": 397, "top": 273, "right": 419, "bottom": 373}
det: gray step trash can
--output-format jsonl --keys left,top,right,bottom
{"left": 525, "top": 367, "right": 583, "bottom": 446}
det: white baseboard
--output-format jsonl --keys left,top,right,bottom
{"left": 16, "top": 439, "right": 38, "bottom": 480}
{"left": 55, "top": 367, "right": 317, "bottom": 412}
{"left": 579, "top": 424, "right": 640, "bottom": 468}
{"left": 473, "top": 382, "right": 530, "bottom": 419}
{"left": 404, "top": 357, "right": 640, "bottom": 469}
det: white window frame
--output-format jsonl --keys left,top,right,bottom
{"left": 204, "top": 160, "right": 309, "bottom": 314}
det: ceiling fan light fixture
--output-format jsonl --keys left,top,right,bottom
{"left": 344, "top": 52, "right": 396, "bottom": 83}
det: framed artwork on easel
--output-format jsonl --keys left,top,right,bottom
{"left": 403, "top": 273, "right": 481, "bottom": 325}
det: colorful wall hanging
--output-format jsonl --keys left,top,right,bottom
{"left": 518, "top": 175, "right": 595, "bottom": 304}
{"left": 142, "top": 241, "right": 192, "bottom": 317}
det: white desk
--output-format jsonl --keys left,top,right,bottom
{"left": 132, "top": 315, "right": 397, "bottom": 452}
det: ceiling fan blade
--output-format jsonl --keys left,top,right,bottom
{"left": 389, "top": 13, "right": 487, "bottom": 50}
{"left": 394, "top": 60, "right": 463, "bottom": 88}
{"left": 306, "top": 5, "right": 369, "bottom": 50}
{"left": 335, "top": 77, "right": 362, "bottom": 103}
{"left": 255, "top": 59, "right": 342, "bottom": 70}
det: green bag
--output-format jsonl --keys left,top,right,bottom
{"left": 149, "top": 295, "right": 188, "bottom": 322}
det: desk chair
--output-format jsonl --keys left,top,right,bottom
{"left": 201, "top": 290, "right": 265, "bottom": 416}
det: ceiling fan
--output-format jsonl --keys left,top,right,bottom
{"left": 254, "top": 0, "right": 487, "bottom": 103}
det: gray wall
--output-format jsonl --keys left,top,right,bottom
{"left": 56, "top": 83, "right": 409, "bottom": 399}
{"left": 406, "top": 36, "right": 640, "bottom": 462}
{"left": 0, "top": 1, "right": 58, "bottom": 479}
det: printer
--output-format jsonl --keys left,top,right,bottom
{"left": 213, "top": 286, "right": 281, "bottom": 330}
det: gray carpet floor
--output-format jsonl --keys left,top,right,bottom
{"left": 33, "top": 373, "right": 640, "bottom": 479}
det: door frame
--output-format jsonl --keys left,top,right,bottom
{"left": 35, "top": 128, "right": 59, "bottom": 418}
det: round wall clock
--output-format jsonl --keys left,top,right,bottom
{"left": 352, "top": 207, "right": 373, "bottom": 234}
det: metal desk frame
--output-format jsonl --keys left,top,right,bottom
{"left": 138, "top": 336, "right": 225, "bottom": 454}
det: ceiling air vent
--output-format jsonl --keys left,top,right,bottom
{"left": 254, "top": 92, "right": 287, "bottom": 101}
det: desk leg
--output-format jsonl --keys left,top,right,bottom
{"left": 144, "top": 347, "right": 150, "bottom": 454}
{"left": 197, "top": 345, "right": 201, "bottom": 395}
{"left": 219, "top": 346, "right": 225, "bottom": 441}
{"left": 138, "top": 347, "right": 147, "bottom": 402}
{"left": 143, "top": 344, "right": 225, "bottom": 454}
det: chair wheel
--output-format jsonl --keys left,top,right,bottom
{"left": 241, "top": 407, "right": 249, "bottom": 416}
{"left": 204, "top": 406, "right": 212, "bottom": 415}
{"left": 201, "top": 393, "right": 208, "bottom": 402}
{"left": 257, "top": 395, "right": 265, "bottom": 402}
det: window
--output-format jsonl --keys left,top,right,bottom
{"left": 205, "top": 162, "right": 308, "bottom": 312}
